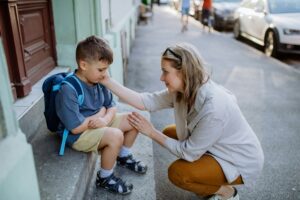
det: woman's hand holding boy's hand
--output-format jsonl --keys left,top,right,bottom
{"left": 128, "top": 112, "right": 155, "bottom": 138}
{"left": 88, "top": 117, "right": 108, "bottom": 129}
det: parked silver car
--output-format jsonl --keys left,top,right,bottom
{"left": 233, "top": 0, "right": 300, "bottom": 57}
{"left": 213, "top": 0, "right": 242, "bottom": 30}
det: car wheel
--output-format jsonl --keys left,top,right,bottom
{"left": 264, "top": 30, "right": 278, "bottom": 57}
{"left": 213, "top": 15, "right": 221, "bottom": 31}
{"left": 233, "top": 20, "right": 241, "bottom": 39}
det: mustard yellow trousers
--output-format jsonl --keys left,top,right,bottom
{"left": 163, "top": 124, "right": 243, "bottom": 197}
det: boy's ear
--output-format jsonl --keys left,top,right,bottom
{"left": 78, "top": 60, "right": 88, "bottom": 71}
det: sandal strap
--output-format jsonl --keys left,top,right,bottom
{"left": 110, "top": 174, "right": 130, "bottom": 193}
{"left": 117, "top": 154, "right": 147, "bottom": 174}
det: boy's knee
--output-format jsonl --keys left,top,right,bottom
{"left": 120, "top": 113, "right": 138, "bottom": 132}
{"left": 107, "top": 128, "right": 124, "bottom": 146}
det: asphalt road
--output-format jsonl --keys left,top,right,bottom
{"left": 126, "top": 5, "right": 300, "bottom": 200}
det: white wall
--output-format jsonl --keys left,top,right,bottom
{"left": 111, "top": 0, "right": 136, "bottom": 28}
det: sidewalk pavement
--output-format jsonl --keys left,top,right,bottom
{"left": 126, "top": 4, "right": 300, "bottom": 200}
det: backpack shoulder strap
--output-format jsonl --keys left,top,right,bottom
{"left": 62, "top": 75, "right": 84, "bottom": 106}
{"left": 58, "top": 74, "right": 84, "bottom": 156}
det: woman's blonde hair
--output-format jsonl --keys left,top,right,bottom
{"left": 161, "top": 43, "right": 209, "bottom": 109}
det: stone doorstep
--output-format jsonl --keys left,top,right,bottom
{"left": 31, "top": 121, "right": 97, "bottom": 200}
{"left": 16, "top": 67, "right": 155, "bottom": 200}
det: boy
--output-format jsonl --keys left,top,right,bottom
{"left": 55, "top": 35, "right": 147, "bottom": 195}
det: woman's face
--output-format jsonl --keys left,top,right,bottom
{"left": 160, "top": 59, "right": 184, "bottom": 93}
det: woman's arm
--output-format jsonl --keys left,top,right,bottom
{"left": 101, "top": 74, "right": 145, "bottom": 110}
{"left": 128, "top": 112, "right": 223, "bottom": 162}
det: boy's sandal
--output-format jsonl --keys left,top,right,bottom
{"left": 117, "top": 154, "right": 147, "bottom": 174}
{"left": 96, "top": 173, "right": 133, "bottom": 195}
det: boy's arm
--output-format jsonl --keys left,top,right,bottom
{"left": 71, "top": 118, "right": 91, "bottom": 134}
{"left": 73, "top": 106, "right": 117, "bottom": 133}
{"left": 102, "top": 106, "right": 117, "bottom": 124}
{"left": 94, "top": 107, "right": 107, "bottom": 118}
{"left": 72, "top": 107, "right": 115, "bottom": 133}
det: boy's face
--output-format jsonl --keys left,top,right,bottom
{"left": 78, "top": 59, "right": 109, "bottom": 85}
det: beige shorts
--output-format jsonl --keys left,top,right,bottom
{"left": 72, "top": 113, "right": 126, "bottom": 153}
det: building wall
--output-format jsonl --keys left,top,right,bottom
{"left": 0, "top": 37, "right": 40, "bottom": 200}
{"left": 52, "top": 0, "right": 138, "bottom": 84}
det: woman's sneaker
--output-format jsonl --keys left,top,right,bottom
{"left": 96, "top": 171, "right": 133, "bottom": 195}
{"left": 117, "top": 154, "right": 147, "bottom": 174}
{"left": 207, "top": 187, "right": 239, "bottom": 200}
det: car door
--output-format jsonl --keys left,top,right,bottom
{"left": 251, "top": 0, "right": 268, "bottom": 42}
{"left": 238, "top": 0, "right": 256, "bottom": 35}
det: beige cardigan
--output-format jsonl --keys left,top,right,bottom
{"left": 141, "top": 80, "right": 264, "bottom": 187}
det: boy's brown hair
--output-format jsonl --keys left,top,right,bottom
{"left": 76, "top": 35, "right": 113, "bottom": 66}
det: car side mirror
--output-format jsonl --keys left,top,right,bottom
{"left": 263, "top": 9, "right": 268, "bottom": 16}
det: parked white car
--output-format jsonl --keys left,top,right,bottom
{"left": 233, "top": 0, "right": 300, "bottom": 57}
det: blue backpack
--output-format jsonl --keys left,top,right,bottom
{"left": 42, "top": 72, "right": 84, "bottom": 156}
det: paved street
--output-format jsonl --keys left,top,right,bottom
{"left": 126, "top": 5, "right": 300, "bottom": 200}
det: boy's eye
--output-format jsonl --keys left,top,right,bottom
{"left": 98, "top": 69, "right": 105, "bottom": 72}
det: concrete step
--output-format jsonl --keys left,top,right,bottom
{"left": 31, "top": 121, "right": 97, "bottom": 200}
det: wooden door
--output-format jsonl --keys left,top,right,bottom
{"left": 18, "top": 0, "right": 56, "bottom": 85}
{"left": 0, "top": 0, "right": 56, "bottom": 98}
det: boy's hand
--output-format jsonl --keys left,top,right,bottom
{"left": 128, "top": 112, "right": 155, "bottom": 137}
{"left": 88, "top": 117, "right": 108, "bottom": 129}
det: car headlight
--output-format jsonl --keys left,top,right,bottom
{"left": 283, "top": 28, "right": 300, "bottom": 35}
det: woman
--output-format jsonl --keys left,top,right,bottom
{"left": 100, "top": 43, "right": 264, "bottom": 200}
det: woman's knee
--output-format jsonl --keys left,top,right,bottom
{"left": 168, "top": 160, "right": 220, "bottom": 197}
{"left": 168, "top": 160, "right": 188, "bottom": 186}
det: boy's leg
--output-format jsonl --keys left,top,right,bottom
{"left": 98, "top": 127, "right": 124, "bottom": 169}
{"left": 96, "top": 127, "right": 133, "bottom": 194}
{"left": 114, "top": 113, "right": 147, "bottom": 174}
{"left": 118, "top": 114, "right": 139, "bottom": 148}
{"left": 72, "top": 126, "right": 133, "bottom": 194}
{"left": 168, "top": 154, "right": 243, "bottom": 197}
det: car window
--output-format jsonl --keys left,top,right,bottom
{"left": 254, "top": 0, "right": 265, "bottom": 12}
{"left": 214, "top": 0, "right": 241, "bottom": 3}
{"left": 241, "top": 0, "right": 256, "bottom": 9}
{"left": 268, "top": 0, "right": 300, "bottom": 13}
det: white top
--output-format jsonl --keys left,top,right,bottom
{"left": 141, "top": 80, "right": 264, "bottom": 186}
